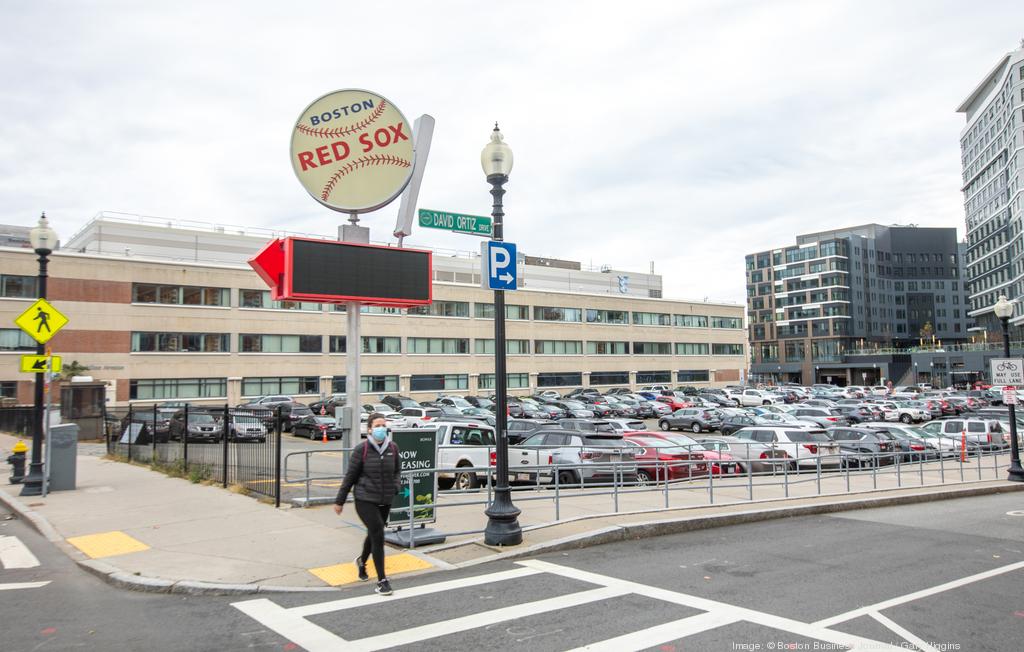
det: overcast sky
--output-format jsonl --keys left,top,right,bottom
{"left": 1, "top": 1, "right": 1022, "bottom": 304}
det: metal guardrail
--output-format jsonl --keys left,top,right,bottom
{"left": 281, "top": 441, "right": 1018, "bottom": 548}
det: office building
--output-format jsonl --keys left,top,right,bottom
{"left": 1, "top": 213, "right": 746, "bottom": 406}
{"left": 957, "top": 42, "right": 1024, "bottom": 335}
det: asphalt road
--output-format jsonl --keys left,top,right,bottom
{"left": 4, "top": 492, "right": 1023, "bottom": 651}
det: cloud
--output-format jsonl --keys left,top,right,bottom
{"left": 1, "top": 0, "right": 1022, "bottom": 305}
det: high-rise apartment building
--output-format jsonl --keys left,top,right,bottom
{"left": 746, "top": 225, "right": 970, "bottom": 385}
{"left": 957, "top": 42, "right": 1024, "bottom": 333}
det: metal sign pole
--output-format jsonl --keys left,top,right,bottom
{"left": 42, "top": 358, "right": 52, "bottom": 497}
{"left": 345, "top": 299, "right": 361, "bottom": 451}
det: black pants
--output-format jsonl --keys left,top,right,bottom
{"left": 355, "top": 500, "right": 390, "bottom": 580}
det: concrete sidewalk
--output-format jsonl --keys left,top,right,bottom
{"left": 3, "top": 432, "right": 1023, "bottom": 594}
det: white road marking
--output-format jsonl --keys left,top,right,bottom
{"left": 353, "top": 586, "right": 627, "bottom": 651}
{"left": 565, "top": 611, "right": 741, "bottom": 651}
{"left": 232, "top": 599, "right": 345, "bottom": 652}
{"left": 0, "top": 535, "right": 41, "bottom": 569}
{"left": 519, "top": 560, "right": 902, "bottom": 651}
{"left": 0, "top": 581, "right": 50, "bottom": 591}
{"left": 288, "top": 566, "right": 541, "bottom": 617}
{"left": 814, "top": 559, "right": 1024, "bottom": 628}
{"left": 868, "top": 611, "right": 939, "bottom": 652}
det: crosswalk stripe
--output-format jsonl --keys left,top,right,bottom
{"left": 0, "top": 581, "right": 50, "bottom": 591}
{"left": 0, "top": 535, "right": 40, "bottom": 569}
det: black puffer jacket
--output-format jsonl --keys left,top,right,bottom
{"left": 336, "top": 440, "right": 401, "bottom": 505}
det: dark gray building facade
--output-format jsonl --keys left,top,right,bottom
{"left": 746, "top": 224, "right": 972, "bottom": 386}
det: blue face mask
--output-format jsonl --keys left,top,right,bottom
{"left": 371, "top": 426, "right": 388, "bottom": 442}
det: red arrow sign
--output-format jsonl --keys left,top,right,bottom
{"left": 247, "top": 236, "right": 432, "bottom": 306}
{"left": 249, "top": 238, "right": 286, "bottom": 299}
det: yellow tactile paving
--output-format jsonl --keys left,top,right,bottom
{"left": 66, "top": 531, "right": 150, "bottom": 559}
{"left": 309, "top": 553, "right": 433, "bottom": 586}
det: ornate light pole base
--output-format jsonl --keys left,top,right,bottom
{"left": 484, "top": 487, "right": 522, "bottom": 546}
{"left": 1007, "top": 458, "right": 1024, "bottom": 483}
{"left": 19, "top": 467, "right": 44, "bottom": 496}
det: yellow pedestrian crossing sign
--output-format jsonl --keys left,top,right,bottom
{"left": 20, "top": 355, "right": 62, "bottom": 373}
{"left": 14, "top": 298, "right": 68, "bottom": 344}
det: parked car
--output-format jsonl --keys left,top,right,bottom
{"left": 577, "top": 395, "right": 615, "bottom": 417}
{"left": 434, "top": 422, "right": 499, "bottom": 490}
{"left": 733, "top": 426, "right": 842, "bottom": 469}
{"left": 719, "top": 413, "right": 779, "bottom": 436}
{"left": 548, "top": 400, "right": 595, "bottom": 419}
{"left": 169, "top": 410, "right": 220, "bottom": 443}
{"left": 534, "top": 390, "right": 561, "bottom": 401}
{"left": 381, "top": 395, "right": 421, "bottom": 411}
{"left": 123, "top": 409, "right": 172, "bottom": 443}
{"left": 698, "top": 392, "right": 734, "bottom": 407}
{"left": 602, "top": 418, "right": 648, "bottom": 433}
{"left": 877, "top": 422, "right": 964, "bottom": 458}
{"left": 834, "top": 405, "right": 876, "bottom": 424}
{"left": 623, "top": 432, "right": 708, "bottom": 484}
{"left": 790, "top": 407, "right": 849, "bottom": 428}
{"left": 559, "top": 419, "right": 617, "bottom": 433}
{"left": 436, "top": 396, "right": 474, "bottom": 410}
{"left": 308, "top": 395, "right": 347, "bottom": 416}
{"left": 398, "top": 407, "right": 443, "bottom": 427}
{"left": 920, "top": 418, "right": 1007, "bottom": 452}
{"left": 463, "top": 395, "right": 495, "bottom": 409}
{"left": 292, "top": 415, "right": 343, "bottom": 440}
{"left": 506, "top": 418, "right": 559, "bottom": 444}
{"left": 826, "top": 426, "right": 898, "bottom": 466}
{"left": 697, "top": 435, "right": 790, "bottom": 474}
{"left": 513, "top": 430, "right": 637, "bottom": 486}
{"left": 735, "top": 388, "right": 780, "bottom": 407}
{"left": 654, "top": 395, "right": 690, "bottom": 412}
{"left": 603, "top": 399, "right": 638, "bottom": 417}
{"left": 658, "top": 408, "right": 723, "bottom": 434}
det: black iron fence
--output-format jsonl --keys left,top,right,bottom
{"left": 0, "top": 406, "right": 35, "bottom": 437}
{"left": 104, "top": 404, "right": 282, "bottom": 506}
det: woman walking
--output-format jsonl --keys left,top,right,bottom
{"left": 334, "top": 412, "right": 401, "bottom": 595}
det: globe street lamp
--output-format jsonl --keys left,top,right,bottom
{"left": 21, "top": 213, "right": 57, "bottom": 497}
{"left": 993, "top": 295, "right": 1024, "bottom": 482}
{"left": 481, "top": 124, "right": 522, "bottom": 545}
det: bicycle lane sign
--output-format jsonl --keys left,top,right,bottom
{"left": 990, "top": 358, "right": 1024, "bottom": 386}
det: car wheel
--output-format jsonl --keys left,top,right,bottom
{"left": 659, "top": 420, "right": 671, "bottom": 431}
{"left": 555, "top": 470, "right": 578, "bottom": 486}
{"left": 454, "top": 469, "right": 480, "bottom": 490}
{"left": 900, "top": 414, "right": 912, "bottom": 424}
{"left": 636, "top": 469, "right": 653, "bottom": 487}
{"left": 691, "top": 422, "right": 702, "bottom": 434}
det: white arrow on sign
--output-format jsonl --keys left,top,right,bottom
{"left": 499, "top": 273, "right": 513, "bottom": 283}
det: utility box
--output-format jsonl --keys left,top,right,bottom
{"left": 60, "top": 382, "right": 106, "bottom": 439}
{"left": 48, "top": 423, "right": 79, "bottom": 491}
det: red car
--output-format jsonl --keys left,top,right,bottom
{"left": 655, "top": 395, "right": 691, "bottom": 411}
{"left": 624, "top": 431, "right": 708, "bottom": 484}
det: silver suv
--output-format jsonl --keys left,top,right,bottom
{"left": 733, "top": 426, "right": 842, "bottom": 469}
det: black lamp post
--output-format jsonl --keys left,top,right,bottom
{"left": 993, "top": 295, "right": 1024, "bottom": 482}
{"left": 20, "top": 212, "right": 57, "bottom": 497}
{"left": 481, "top": 124, "right": 522, "bottom": 545}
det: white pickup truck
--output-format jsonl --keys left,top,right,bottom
{"left": 434, "top": 422, "right": 497, "bottom": 491}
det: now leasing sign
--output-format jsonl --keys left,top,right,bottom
{"left": 388, "top": 428, "right": 438, "bottom": 527}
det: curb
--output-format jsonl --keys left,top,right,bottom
{"left": 442, "top": 481, "right": 1024, "bottom": 568}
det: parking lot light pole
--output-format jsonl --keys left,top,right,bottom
{"left": 481, "top": 124, "right": 522, "bottom": 545}
{"left": 21, "top": 213, "right": 57, "bottom": 497}
{"left": 993, "top": 295, "right": 1024, "bottom": 482}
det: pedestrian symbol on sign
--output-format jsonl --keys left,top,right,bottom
{"left": 33, "top": 307, "right": 50, "bottom": 333}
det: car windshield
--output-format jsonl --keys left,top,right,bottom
{"left": 581, "top": 435, "right": 625, "bottom": 446}
{"left": 313, "top": 416, "right": 335, "bottom": 425}
{"left": 291, "top": 407, "right": 312, "bottom": 415}
{"left": 189, "top": 414, "right": 215, "bottom": 424}
{"left": 784, "top": 430, "right": 831, "bottom": 442}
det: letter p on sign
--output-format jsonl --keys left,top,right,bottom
{"left": 481, "top": 241, "right": 517, "bottom": 291}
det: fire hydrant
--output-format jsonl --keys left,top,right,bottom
{"left": 7, "top": 440, "right": 27, "bottom": 484}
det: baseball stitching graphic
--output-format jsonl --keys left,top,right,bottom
{"left": 291, "top": 90, "right": 415, "bottom": 212}
{"left": 321, "top": 154, "right": 412, "bottom": 200}
{"left": 294, "top": 100, "right": 388, "bottom": 139}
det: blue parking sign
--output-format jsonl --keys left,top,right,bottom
{"left": 481, "top": 241, "right": 517, "bottom": 290}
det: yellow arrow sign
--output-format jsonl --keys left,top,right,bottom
{"left": 20, "top": 355, "right": 62, "bottom": 374}
{"left": 14, "top": 298, "right": 68, "bottom": 344}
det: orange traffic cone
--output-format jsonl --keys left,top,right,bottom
{"left": 322, "top": 428, "right": 328, "bottom": 444}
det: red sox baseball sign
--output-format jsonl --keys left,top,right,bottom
{"left": 290, "top": 89, "right": 415, "bottom": 213}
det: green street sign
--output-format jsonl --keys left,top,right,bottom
{"left": 418, "top": 209, "right": 492, "bottom": 236}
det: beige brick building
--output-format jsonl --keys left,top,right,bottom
{"left": 1, "top": 214, "right": 746, "bottom": 406}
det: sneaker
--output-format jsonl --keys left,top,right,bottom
{"left": 354, "top": 556, "right": 368, "bottom": 582}
{"left": 375, "top": 578, "right": 393, "bottom": 596}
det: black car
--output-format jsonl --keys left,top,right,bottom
{"left": 292, "top": 415, "right": 343, "bottom": 440}
{"left": 506, "top": 418, "right": 558, "bottom": 444}
{"left": 308, "top": 395, "right": 346, "bottom": 416}
{"left": 698, "top": 392, "right": 733, "bottom": 407}
{"left": 835, "top": 405, "right": 875, "bottom": 424}
{"left": 463, "top": 395, "right": 495, "bottom": 409}
{"left": 380, "top": 395, "right": 421, "bottom": 411}
{"left": 122, "top": 408, "right": 173, "bottom": 443}
{"left": 826, "top": 426, "right": 897, "bottom": 466}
